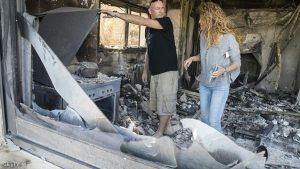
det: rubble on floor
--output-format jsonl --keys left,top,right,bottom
{"left": 170, "top": 128, "right": 193, "bottom": 149}
{"left": 117, "top": 81, "right": 300, "bottom": 168}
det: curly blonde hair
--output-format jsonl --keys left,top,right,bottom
{"left": 199, "top": 2, "right": 241, "bottom": 47}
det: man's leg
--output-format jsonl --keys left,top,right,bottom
{"left": 154, "top": 71, "right": 178, "bottom": 138}
{"left": 153, "top": 115, "right": 171, "bottom": 137}
{"left": 163, "top": 118, "right": 173, "bottom": 135}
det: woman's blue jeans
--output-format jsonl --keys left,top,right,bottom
{"left": 199, "top": 84, "right": 230, "bottom": 132}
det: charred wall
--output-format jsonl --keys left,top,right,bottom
{"left": 226, "top": 9, "right": 300, "bottom": 92}
{"left": 96, "top": 49, "right": 145, "bottom": 83}
{"left": 280, "top": 29, "right": 300, "bottom": 91}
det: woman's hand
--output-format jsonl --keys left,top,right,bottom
{"left": 211, "top": 65, "right": 226, "bottom": 78}
{"left": 184, "top": 57, "right": 194, "bottom": 70}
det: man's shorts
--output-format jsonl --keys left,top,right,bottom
{"left": 149, "top": 71, "right": 178, "bottom": 116}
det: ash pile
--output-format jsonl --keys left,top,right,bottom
{"left": 117, "top": 80, "right": 300, "bottom": 168}
{"left": 224, "top": 89, "right": 300, "bottom": 168}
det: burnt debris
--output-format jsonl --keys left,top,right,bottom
{"left": 117, "top": 78, "right": 300, "bottom": 168}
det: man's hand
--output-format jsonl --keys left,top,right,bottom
{"left": 142, "top": 70, "right": 148, "bottom": 84}
{"left": 184, "top": 57, "right": 193, "bottom": 70}
{"left": 100, "top": 10, "right": 118, "bottom": 17}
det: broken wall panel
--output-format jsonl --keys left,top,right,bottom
{"left": 279, "top": 28, "right": 300, "bottom": 91}
{"left": 1, "top": 0, "right": 19, "bottom": 135}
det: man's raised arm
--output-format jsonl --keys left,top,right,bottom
{"left": 101, "top": 10, "right": 163, "bottom": 29}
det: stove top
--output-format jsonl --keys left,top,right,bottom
{"left": 73, "top": 72, "right": 119, "bottom": 85}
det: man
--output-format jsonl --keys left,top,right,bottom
{"left": 102, "top": 0, "right": 178, "bottom": 138}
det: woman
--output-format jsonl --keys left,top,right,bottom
{"left": 184, "top": 2, "right": 241, "bottom": 133}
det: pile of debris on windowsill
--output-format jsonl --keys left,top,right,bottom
{"left": 117, "top": 82, "right": 300, "bottom": 168}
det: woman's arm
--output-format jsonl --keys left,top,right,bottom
{"left": 184, "top": 55, "right": 200, "bottom": 70}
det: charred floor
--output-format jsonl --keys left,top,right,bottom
{"left": 117, "top": 77, "right": 300, "bottom": 168}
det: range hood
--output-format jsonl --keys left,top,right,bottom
{"left": 33, "top": 7, "right": 98, "bottom": 87}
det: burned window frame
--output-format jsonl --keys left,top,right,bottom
{"left": 98, "top": 0, "right": 148, "bottom": 49}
